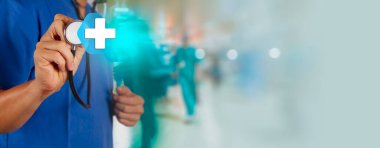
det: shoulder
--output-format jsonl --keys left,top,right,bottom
{"left": 188, "top": 46, "right": 196, "bottom": 50}
{"left": 4, "top": 0, "right": 47, "bottom": 9}
{"left": 3, "top": 0, "right": 54, "bottom": 37}
{"left": 3, "top": 0, "right": 48, "bottom": 24}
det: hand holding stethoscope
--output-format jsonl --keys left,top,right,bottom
{"left": 31, "top": 1, "right": 108, "bottom": 112}
{"left": 33, "top": 14, "right": 85, "bottom": 102}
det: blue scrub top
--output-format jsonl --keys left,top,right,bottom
{"left": 0, "top": 0, "right": 114, "bottom": 147}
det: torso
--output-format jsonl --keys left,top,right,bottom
{"left": 0, "top": 0, "right": 113, "bottom": 147}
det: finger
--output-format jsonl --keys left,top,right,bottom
{"left": 114, "top": 95, "right": 144, "bottom": 105}
{"left": 118, "top": 118, "right": 137, "bottom": 127}
{"left": 116, "top": 86, "right": 133, "bottom": 96}
{"left": 72, "top": 46, "right": 85, "bottom": 73}
{"left": 115, "top": 110, "right": 141, "bottom": 122}
{"left": 54, "top": 14, "right": 74, "bottom": 25}
{"left": 41, "top": 20, "right": 66, "bottom": 41}
{"left": 37, "top": 50, "right": 67, "bottom": 72}
{"left": 37, "top": 41, "right": 74, "bottom": 70}
{"left": 115, "top": 103, "right": 144, "bottom": 114}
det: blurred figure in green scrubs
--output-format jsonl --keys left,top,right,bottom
{"left": 113, "top": 16, "right": 174, "bottom": 148}
{"left": 173, "top": 35, "right": 201, "bottom": 123}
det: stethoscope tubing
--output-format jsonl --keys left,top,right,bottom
{"left": 65, "top": 0, "right": 94, "bottom": 109}
{"left": 67, "top": 45, "right": 92, "bottom": 109}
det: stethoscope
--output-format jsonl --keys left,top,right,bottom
{"left": 63, "top": 0, "right": 107, "bottom": 109}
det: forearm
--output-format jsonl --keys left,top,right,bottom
{"left": 0, "top": 80, "right": 47, "bottom": 133}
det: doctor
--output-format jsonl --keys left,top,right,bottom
{"left": 173, "top": 35, "right": 201, "bottom": 123}
{"left": 0, "top": 0, "right": 144, "bottom": 147}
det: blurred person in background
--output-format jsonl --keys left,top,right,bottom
{"left": 113, "top": 14, "right": 174, "bottom": 147}
{"left": 173, "top": 34, "right": 201, "bottom": 123}
{"left": 209, "top": 55, "right": 223, "bottom": 89}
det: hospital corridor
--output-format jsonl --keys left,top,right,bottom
{"left": 114, "top": 77, "right": 300, "bottom": 148}
{"left": 1, "top": 0, "right": 380, "bottom": 148}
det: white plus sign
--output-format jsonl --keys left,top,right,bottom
{"left": 85, "top": 18, "right": 115, "bottom": 49}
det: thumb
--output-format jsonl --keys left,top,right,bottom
{"left": 71, "top": 46, "right": 85, "bottom": 74}
{"left": 116, "top": 86, "right": 132, "bottom": 96}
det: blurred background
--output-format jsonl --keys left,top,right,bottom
{"left": 94, "top": 0, "right": 380, "bottom": 147}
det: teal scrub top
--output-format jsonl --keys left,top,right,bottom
{"left": 0, "top": 0, "right": 114, "bottom": 147}
{"left": 174, "top": 46, "right": 200, "bottom": 80}
{"left": 112, "top": 16, "right": 173, "bottom": 99}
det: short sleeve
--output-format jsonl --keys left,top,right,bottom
{"left": 0, "top": 1, "right": 40, "bottom": 89}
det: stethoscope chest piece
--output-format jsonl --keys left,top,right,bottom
{"left": 65, "top": 21, "right": 82, "bottom": 46}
